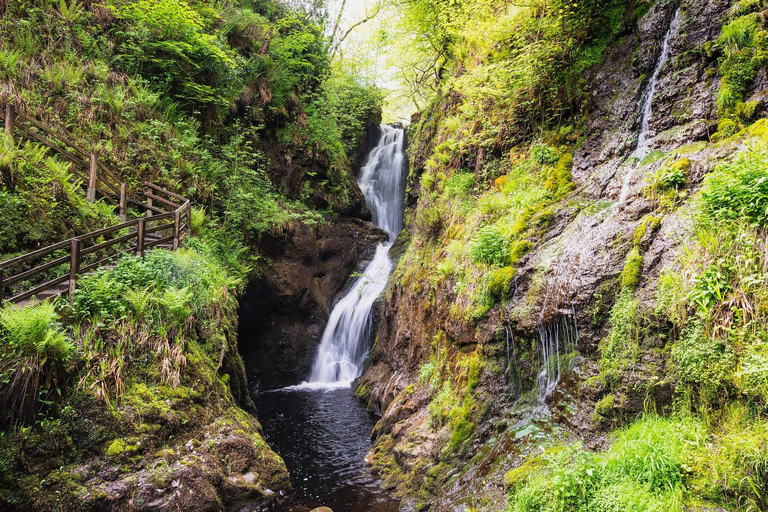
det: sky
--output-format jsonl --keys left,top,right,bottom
{"left": 278, "top": 0, "right": 415, "bottom": 123}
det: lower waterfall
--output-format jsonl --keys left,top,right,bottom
{"left": 306, "top": 125, "right": 406, "bottom": 386}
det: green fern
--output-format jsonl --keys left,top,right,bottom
{"left": 58, "top": 0, "right": 85, "bottom": 24}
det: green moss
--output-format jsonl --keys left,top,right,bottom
{"left": 595, "top": 394, "right": 615, "bottom": 417}
{"left": 640, "top": 150, "right": 667, "bottom": 166}
{"left": 509, "top": 240, "right": 533, "bottom": 265}
{"left": 486, "top": 266, "right": 515, "bottom": 300}
{"left": 106, "top": 438, "right": 126, "bottom": 457}
{"left": 620, "top": 247, "right": 643, "bottom": 290}
{"left": 713, "top": 118, "right": 740, "bottom": 141}
{"left": 633, "top": 215, "right": 661, "bottom": 247}
{"left": 505, "top": 455, "right": 545, "bottom": 488}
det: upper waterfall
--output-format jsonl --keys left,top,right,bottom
{"left": 619, "top": 7, "right": 682, "bottom": 204}
{"left": 306, "top": 125, "right": 406, "bottom": 386}
{"left": 634, "top": 7, "right": 681, "bottom": 157}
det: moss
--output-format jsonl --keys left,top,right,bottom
{"left": 509, "top": 240, "right": 533, "bottom": 265}
{"left": 595, "top": 394, "right": 615, "bottom": 417}
{"left": 620, "top": 247, "right": 643, "bottom": 290}
{"left": 106, "top": 438, "right": 126, "bottom": 457}
{"left": 633, "top": 215, "right": 662, "bottom": 247}
{"left": 505, "top": 455, "right": 545, "bottom": 488}
{"left": 466, "top": 356, "right": 484, "bottom": 393}
{"left": 640, "top": 150, "right": 666, "bottom": 166}
{"left": 486, "top": 266, "right": 515, "bottom": 300}
{"left": 713, "top": 119, "right": 740, "bottom": 141}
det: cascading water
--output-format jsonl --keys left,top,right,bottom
{"left": 504, "top": 325, "right": 520, "bottom": 398}
{"left": 307, "top": 125, "right": 405, "bottom": 386}
{"left": 536, "top": 309, "right": 579, "bottom": 404}
{"left": 619, "top": 7, "right": 682, "bottom": 203}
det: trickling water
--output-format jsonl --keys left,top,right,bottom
{"left": 619, "top": 7, "right": 682, "bottom": 203}
{"left": 504, "top": 325, "right": 520, "bottom": 398}
{"left": 307, "top": 125, "right": 406, "bottom": 386}
{"left": 536, "top": 309, "right": 579, "bottom": 405}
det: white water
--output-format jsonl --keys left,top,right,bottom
{"left": 536, "top": 309, "right": 579, "bottom": 405}
{"left": 619, "top": 8, "right": 681, "bottom": 203}
{"left": 305, "top": 125, "right": 405, "bottom": 387}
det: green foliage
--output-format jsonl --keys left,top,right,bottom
{"left": 470, "top": 224, "right": 509, "bottom": 266}
{"left": 715, "top": 11, "right": 766, "bottom": 121}
{"left": 672, "top": 321, "right": 735, "bottom": 405}
{"left": 109, "top": 0, "right": 239, "bottom": 112}
{"left": 532, "top": 143, "right": 559, "bottom": 166}
{"left": 693, "top": 405, "right": 768, "bottom": 511}
{"left": 444, "top": 171, "right": 475, "bottom": 198}
{"left": 700, "top": 140, "right": 768, "bottom": 224}
{"left": 0, "top": 301, "right": 73, "bottom": 426}
{"left": 73, "top": 247, "right": 235, "bottom": 323}
{"left": 599, "top": 289, "right": 639, "bottom": 384}
{"left": 508, "top": 415, "right": 702, "bottom": 512}
{"left": 620, "top": 247, "right": 643, "bottom": 290}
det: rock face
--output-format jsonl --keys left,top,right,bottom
{"left": 357, "top": 0, "right": 764, "bottom": 510}
{"left": 238, "top": 217, "right": 388, "bottom": 389}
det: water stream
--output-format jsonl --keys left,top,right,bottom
{"left": 254, "top": 125, "right": 406, "bottom": 510}
{"left": 619, "top": 7, "right": 681, "bottom": 203}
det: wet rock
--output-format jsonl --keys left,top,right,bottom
{"left": 310, "top": 507, "right": 334, "bottom": 512}
{"left": 239, "top": 217, "right": 388, "bottom": 389}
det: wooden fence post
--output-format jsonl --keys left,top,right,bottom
{"left": 145, "top": 186, "right": 153, "bottom": 217}
{"left": 4, "top": 103, "right": 15, "bottom": 146}
{"left": 173, "top": 210, "right": 181, "bottom": 251}
{"left": 0, "top": 268, "right": 5, "bottom": 302}
{"left": 186, "top": 202, "right": 192, "bottom": 236}
{"left": 136, "top": 218, "right": 145, "bottom": 258}
{"left": 68, "top": 239, "right": 81, "bottom": 304}
{"left": 119, "top": 183, "right": 127, "bottom": 222}
{"left": 87, "top": 154, "right": 98, "bottom": 203}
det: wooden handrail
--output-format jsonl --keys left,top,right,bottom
{"left": 144, "top": 182, "right": 187, "bottom": 203}
{"left": 0, "top": 103, "right": 194, "bottom": 305}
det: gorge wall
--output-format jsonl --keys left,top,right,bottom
{"left": 356, "top": 0, "right": 768, "bottom": 510}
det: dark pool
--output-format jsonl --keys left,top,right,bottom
{"left": 253, "top": 386, "right": 400, "bottom": 512}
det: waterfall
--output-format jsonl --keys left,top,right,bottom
{"left": 536, "top": 309, "right": 579, "bottom": 404}
{"left": 306, "top": 125, "right": 406, "bottom": 386}
{"left": 619, "top": 7, "right": 681, "bottom": 203}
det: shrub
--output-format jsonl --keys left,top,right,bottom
{"left": 0, "top": 301, "right": 73, "bottom": 426}
{"left": 700, "top": 140, "right": 768, "bottom": 224}
{"left": 672, "top": 321, "right": 735, "bottom": 404}
{"left": 470, "top": 224, "right": 510, "bottom": 265}
{"left": 531, "top": 143, "right": 559, "bottom": 166}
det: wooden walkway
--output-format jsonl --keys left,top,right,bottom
{"left": 0, "top": 102, "right": 191, "bottom": 305}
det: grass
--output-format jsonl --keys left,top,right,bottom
{"left": 507, "top": 415, "right": 702, "bottom": 512}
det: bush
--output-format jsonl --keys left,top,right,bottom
{"left": 470, "top": 224, "right": 510, "bottom": 265}
{"left": 700, "top": 140, "right": 768, "bottom": 224}
{"left": 531, "top": 143, "right": 559, "bottom": 166}
{"left": 0, "top": 301, "right": 73, "bottom": 425}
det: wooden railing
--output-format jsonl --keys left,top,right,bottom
{"left": 0, "top": 197, "right": 191, "bottom": 304}
{"left": 1, "top": 102, "right": 130, "bottom": 217}
{"left": 0, "top": 101, "right": 193, "bottom": 304}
